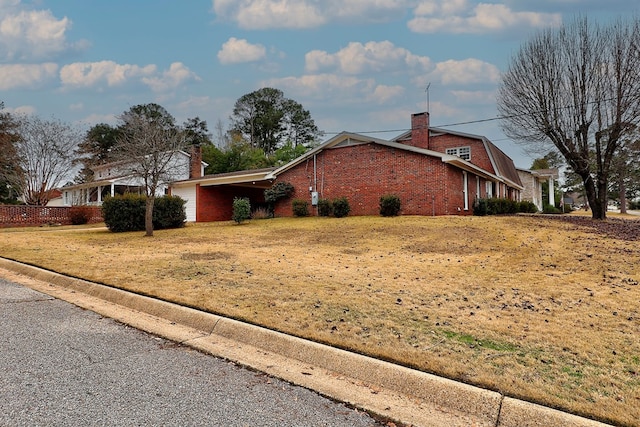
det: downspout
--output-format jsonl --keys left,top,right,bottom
{"left": 313, "top": 154, "right": 317, "bottom": 192}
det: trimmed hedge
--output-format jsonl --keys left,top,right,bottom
{"left": 473, "top": 198, "right": 540, "bottom": 216}
{"left": 317, "top": 198, "right": 333, "bottom": 217}
{"left": 102, "top": 194, "right": 186, "bottom": 232}
{"left": 292, "top": 199, "right": 309, "bottom": 217}
{"left": 379, "top": 194, "right": 401, "bottom": 217}
{"left": 69, "top": 205, "right": 94, "bottom": 225}
{"left": 332, "top": 197, "right": 351, "bottom": 218}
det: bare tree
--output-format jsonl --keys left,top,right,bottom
{"left": 0, "top": 104, "right": 22, "bottom": 203}
{"left": 10, "top": 115, "right": 81, "bottom": 205}
{"left": 497, "top": 17, "right": 640, "bottom": 219}
{"left": 113, "top": 106, "right": 187, "bottom": 236}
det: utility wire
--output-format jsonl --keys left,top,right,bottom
{"left": 322, "top": 96, "right": 620, "bottom": 136}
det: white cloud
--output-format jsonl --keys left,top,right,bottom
{"left": 212, "top": 0, "right": 408, "bottom": 30}
{"left": 59, "top": 61, "right": 157, "bottom": 88}
{"left": 213, "top": 0, "right": 326, "bottom": 30}
{"left": 413, "top": 58, "right": 500, "bottom": 86}
{"left": 370, "top": 84, "right": 405, "bottom": 104}
{"left": 263, "top": 73, "right": 405, "bottom": 105}
{"left": 142, "top": 62, "right": 201, "bottom": 92}
{"left": 306, "top": 41, "right": 432, "bottom": 75}
{"left": 0, "top": 7, "right": 88, "bottom": 61}
{"left": 264, "top": 73, "right": 375, "bottom": 100}
{"left": 218, "top": 37, "right": 266, "bottom": 64}
{"left": 0, "top": 63, "right": 58, "bottom": 90}
{"left": 408, "top": 1, "right": 561, "bottom": 34}
{"left": 326, "top": 0, "right": 410, "bottom": 22}
{"left": 1, "top": 104, "right": 36, "bottom": 116}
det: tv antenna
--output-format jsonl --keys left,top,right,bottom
{"left": 425, "top": 83, "right": 431, "bottom": 113}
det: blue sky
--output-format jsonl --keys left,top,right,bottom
{"left": 0, "top": 0, "right": 636, "bottom": 169}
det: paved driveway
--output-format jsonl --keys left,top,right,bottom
{"left": 0, "top": 278, "right": 383, "bottom": 427}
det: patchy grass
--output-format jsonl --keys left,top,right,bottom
{"left": 1, "top": 213, "right": 639, "bottom": 426}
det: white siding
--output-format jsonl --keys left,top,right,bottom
{"left": 172, "top": 186, "right": 197, "bottom": 222}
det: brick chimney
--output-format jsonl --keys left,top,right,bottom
{"left": 408, "top": 112, "right": 430, "bottom": 149}
{"left": 189, "top": 145, "right": 202, "bottom": 179}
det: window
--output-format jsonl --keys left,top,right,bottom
{"left": 446, "top": 146, "right": 471, "bottom": 161}
{"left": 486, "top": 181, "right": 493, "bottom": 198}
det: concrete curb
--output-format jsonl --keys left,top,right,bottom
{"left": 0, "top": 257, "right": 613, "bottom": 427}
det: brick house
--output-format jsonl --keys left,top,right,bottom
{"left": 170, "top": 112, "right": 523, "bottom": 221}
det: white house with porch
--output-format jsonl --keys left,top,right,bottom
{"left": 516, "top": 168, "right": 559, "bottom": 211}
{"left": 62, "top": 148, "right": 206, "bottom": 206}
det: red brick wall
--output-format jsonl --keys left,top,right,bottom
{"left": 0, "top": 206, "right": 103, "bottom": 228}
{"left": 429, "top": 134, "right": 496, "bottom": 175}
{"left": 196, "top": 184, "right": 267, "bottom": 221}
{"left": 274, "top": 143, "right": 475, "bottom": 217}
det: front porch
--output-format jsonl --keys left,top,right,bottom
{"left": 62, "top": 178, "right": 146, "bottom": 206}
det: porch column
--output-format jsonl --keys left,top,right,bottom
{"left": 548, "top": 178, "right": 555, "bottom": 207}
{"left": 110, "top": 183, "right": 115, "bottom": 197}
{"left": 97, "top": 186, "right": 102, "bottom": 204}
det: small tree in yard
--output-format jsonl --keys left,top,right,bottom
{"left": 112, "top": 104, "right": 186, "bottom": 236}
{"left": 232, "top": 197, "right": 251, "bottom": 224}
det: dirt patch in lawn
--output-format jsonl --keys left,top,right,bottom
{"left": 1, "top": 214, "right": 639, "bottom": 426}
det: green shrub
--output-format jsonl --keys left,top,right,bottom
{"left": 518, "top": 200, "right": 538, "bottom": 213}
{"left": 102, "top": 194, "right": 146, "bottom": 232}
{"left": 473, "top": 198, "right": 488, "bottom": 216}
{"left": 317, "top": 198, "right": 333, "bottom": 217}
{"left": 543, "top": 203, "right": 562, "bottom": 214}
{"left": 474, "top": 198, "right": 524, "bottom": 216}
{"left": 292, "top": 199, "right": 309, "bottom": 217}
{"left": 485, "top": 198, "right": 518, "bottom": 215}
{"left": 102, "top": 194, "right": 187, "bottom": 232}
{"left": 68, "top": 205, "right": 93, "bottom": 225}
{"left": 232, "top": 197, "right": 251, "bottom": 224}
{"left": 379, "top": 194, "right": 401, "bottom": 217}
{"left": 332, "top": 197, "right": 351, "bottom": 218}
{"left": 153, "top": 195, "right": 186, "bottom": 229}
{"left": 264, "top": 181, "right": 295, "bottom": 203}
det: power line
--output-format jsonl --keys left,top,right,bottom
{"left": 322, "top": 116, "right": 503, "bottom": 136}
{"left": 322, "top": 96, "right": 622, "bottom": 136}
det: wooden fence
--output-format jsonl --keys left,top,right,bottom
{"left": 0, "top": 206, "right": 103, "bottom": 228}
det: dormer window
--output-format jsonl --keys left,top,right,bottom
{"left": 446, "top": 146, "right": 471, "bottom": 160}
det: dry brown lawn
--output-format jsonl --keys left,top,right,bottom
{"left": 1, "top": 213, "right": 639, "bottom": 426}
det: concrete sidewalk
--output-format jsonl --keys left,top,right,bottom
{"left": 0, "top": 257, "right": 612, "bottom": 427}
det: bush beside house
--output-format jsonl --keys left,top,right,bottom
{"left": 232, "top": 197, "right": 251, "bottom": 224}
{"left": 102, "top": 194, "right": 186, "bottom": 232}
{"left": 379, "top": 194, "right": 401, "bottom": 217}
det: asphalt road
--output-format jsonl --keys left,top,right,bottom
{"left": 0, "top": 277, "right": 385, "bottom": 427}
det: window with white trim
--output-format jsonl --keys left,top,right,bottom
{"left": 446, "top": 146, "right": 471, "bottom": 161}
